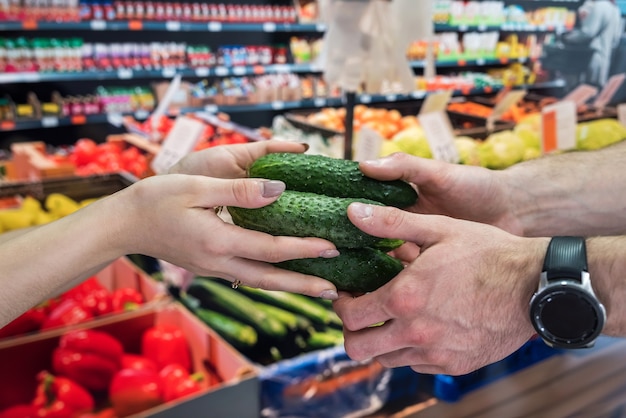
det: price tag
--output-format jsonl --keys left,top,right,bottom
{"left": 263, "top": 22, "right": 276, "bottom": 32}
{"left": 385, "top": 94, "right": 398, "bottom": 102}
{"left": 418, "top": 111, "right": 459, "bottom": 163}
{"left": 106, "top": 113, "right": 123, "bottom": 127}
{"left": 214, "top": 66, "right": 229, "bottom": 77}
{"left": 161, "top": 67, "right": 176, "bottom": 78}
{"left": 593, "top": 73, "right": 626, "bottom": 110}
{"left": 353, "top": 126, "right": 383, "bottom": 162}
{"left": 232, "top": 66, "right": 246, "bottom": 76}
{"left": 360, "top": 94, "right": 372, "bottom": 104}
{"left": 541, "top": 100, "right": 577, "bottom": 154}
{"left": 195, "top": 67, "right": 209, "bottom": 77}
{"left": 487, "top": 89, "right": 527, "bottom": 131}
{"left": 618, "top": 103, "right": 626, "bottom": 127}
{"left": 313, "top": 98, "right": 326, "bottom": 107}
{"left": 271, "top": 101, "right": 285, "bottom": 110}
{"left": 411, "top": 91, "right": 426, "bottom": 100}
{"left": 207, "top": 22, "right": 222, "bottom": 32}
{"left": 316, "top": 23, "right": 326, "bottom": 32}
{"left": 90, "top": 20, "right": 107, "bottom": 30}
{"left": 134, "top": 110, "right": 149, "bottom": 120}
{"left": 203, "top": 104, "right": 218, "bottom": 113}
{"left": 117, "top": 68, "right": 133, "bottom": 79}
{"left": 151, "top": 116, "right": 206, "bottom": 174}
{"left": 165, "top": 21, "right": 181, "bottom": 31}
{"left": 563, "top": 84, "right": 598, "bottom": 107}
{"left": 41, "top": 116, "right": 59, "bottom": 128}
{"left": 419, "top": 90, "right": 453, "bottom": 115}
{"left": 272, "top": 64, "right": 291, "bottom": 73}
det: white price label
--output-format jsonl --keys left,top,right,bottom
{"left": 418, "top": 111, "right": 459, "bottom": 163}
{"left": 161, "top": 67, "right": 176, "bottom": 78}
{"left": 360, "top": 95, "right": 372, "bottom": 104}
{"left": 232, "top": 66, "right": 246, "bottom": 76}
{"left": 204, "top": 104, "right": 218, "bottom": 113}
{"left": 151, "top": 116, "right": 206, "bottom": 174}
{"left": 541, "top": 100, "right": 577, "bottom": 153}
{"left": 313, "top": 98, "right": 326, "bottom": 107}
{"left": 165, "top": 21, "right": 181, "bottom": 31}
{"left": 214, "top": 67, "right": 229, "bottom": 77}
{"left": 117, "top": 68, "right": 133, "bottom": 79}
{"left": 195, "top": 67, "right": 209, "bottom": 77}
{"left": 263, "top": 22, "right": 276, "bottom": 32}
{"left": 207, "top": 22, "right": 222, "bottom": 32}
{"left": 271, "top": 101, "right": 285, "bottom": 110}
{"left": 385, "top": 94, "right": 398, "bottom": 102}
{"left": 106, "top": 113, "right": 123, "bottom": 127}
{"left": 420, "top": 90, "right": 453, "bottom": 115}
{"left": 316, "top": 23, "right": 326, "bottom": 32}
{"left": 134, "top": 110, "right": 149, "bottom": 120}
{"left": 411, "top": 91, "right": 426, "bottom": 100}
{"left": 90, "top": 20, "right": 107, "bottom": 30}
{"left": 41, "top": 116, "right": 59, "bottom": 128}
{"left": 353, "top": 126, "right": 383, "bottom": 162}
{"left": 272, "top": 64, "right": 291, "bottom": 73}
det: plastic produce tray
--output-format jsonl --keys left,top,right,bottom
{"left": 433, "top": 337, "right": 563, "bottom": 402}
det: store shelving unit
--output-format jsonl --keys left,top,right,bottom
{"left": 0, "top": 0, "right": 581, "bottom": 145}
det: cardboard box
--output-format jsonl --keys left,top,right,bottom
{"left": 0, "top": 304, "right": 259, "bottom": 418}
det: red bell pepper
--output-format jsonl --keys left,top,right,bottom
{"left": 120, "top": 354, "right": 158, "bottom": 372}
{"left": 61, "top": 278, "right": 112, "bottom": 317}
{"left": 0, "top": 404, "right": 36, "bottom": 418}
{"left": 141, "top": 325, "right": 191, "bottom": 372}
{"left": 32, "top": 371, "right": 94, "bottom": 418}
{"left": 109, "top": 368, "right": 163, "bottom": 417}
{"left": 159, "top": 363, "right": 205, "bottom": 402}
{"left": 0, "top": 304, "right": 47, "bottom": 339}
{"left": 111, "top": 288, "right": 144, "bottom": 312}
{"left": 52, "top": 329, "right": 123, "bottom": 392}
{"left": 41, "top": 299, "right": 94, "bottom": 330}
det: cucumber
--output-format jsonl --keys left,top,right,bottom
{"left": 248, "top": 152, "right": 418, "bottom": 208}
{"left": 228, "top": 190, "right": 388, "bottom": 249}
{"left": 305, "top": 329, "right": 344, "bottom": 351}
{"left": 254, "top": 301, "right": 313, "bottom": 332}
{"left": 237, "top": 286, "right": 343, "bottom": 328}
{"left": 194, "top": 308, "right": 258, "bottom": 349}
{"left": 276, "top": 247, "right": 404, "bottom": 293}
{"left": 186, "top": 278, "right": 288, "bottom": 339}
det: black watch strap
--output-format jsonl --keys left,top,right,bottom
{"left": 542, "top": 236, "right": 588, "bottom": 282}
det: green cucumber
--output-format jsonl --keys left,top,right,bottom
{"left": 187, "top": 278, "right": 288, "bottom": 339}
{"left": 238, "top": 286, "right": 343, "bottom": 328}
{"left": 254, "top": 301, "right": 313, "bottom": 332}
{"left": 276, "top": 247, "right": 404, "bottom": 293}
{"left": 194, "top": 308, "right": 258, "bottom": 349}
{"left": 305, "top": 329, "right": 344, "bottom": 351}
{"left": 228, "top": 190, "right": 388, "bottom": 249}
{"left": 248, "top": 152, "right": 418, "bottom": 208}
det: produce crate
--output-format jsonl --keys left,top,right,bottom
{"left": 0, "top": 303, "right": 259, "bottom": 418}
{"left": 433, "top": 337, "right": 563, "bottom": 402}
{"left": 259, "top": 346, "right": 433, "bottom": 418}
{"left": 0, "top": 256, "right": 167, "bottom": 342}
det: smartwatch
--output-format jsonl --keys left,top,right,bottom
{"left": 529, "top": 236, "right": 606, "bottom": 349}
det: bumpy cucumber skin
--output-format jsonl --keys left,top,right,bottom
{"left": 248, "top": 153, "right": 418, "bottom": 208}
{"left": 228, "top": 190, "right": 386, "bottom": 249}
{"left": 276, "top": 247, "right": 404, "bottom": 293}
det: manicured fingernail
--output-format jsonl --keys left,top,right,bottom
{"left": 261, "top": 180, "right": 285, "bottom": 197}
{"left": 320, "top": 249, "right": 340, "bottom": 258}
{"left": 350, "top": 202, "right": 374, "bottom": 219}
{"left": 320, "top": 289, "right": 339, "bottom": 300}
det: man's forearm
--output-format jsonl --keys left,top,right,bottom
{"left": 502, "top": 140, "right": 626, "bottom": 237}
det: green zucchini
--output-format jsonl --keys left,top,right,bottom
{"left": 305, "top": 329, "right": 344, "bottom": 351}
{"left": 238, "top": 286, "right": 343, "bottom": 328}
{"left": 248, "top": 152, "right": 418, "bottom": 208}
{"left": 254, "top": 301, "right": 313, "bottom": 332}
{"left": 276, "top": 247, "right": 404, "bottom": 293}
{"left": 228, "top": 190, "right": 388, "bottom": 249}
{"left": 186, "top": 278, "right": 288, "bottom": 339}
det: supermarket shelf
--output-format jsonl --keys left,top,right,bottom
{"left": 0, "top": 58, "right": 532, "bottom": 85}
{"left": 0, "top": 19, "right": 569, "bottom": 34}
{"left": 0, "top": 80, "right": 565, "bottom": 132}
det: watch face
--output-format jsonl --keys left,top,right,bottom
{"left": 531, "top": 284, "right": 605, "bottom": 348}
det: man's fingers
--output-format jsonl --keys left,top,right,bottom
{"left": 347, "top": 203, "right": 450, "bottom": 247}
{"left": 333, "top": 291, "right": 395, "bottom": 331}
{"left": 359, "top": 152, "right": 448, "bottom": 185}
